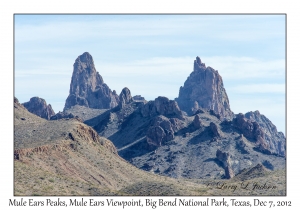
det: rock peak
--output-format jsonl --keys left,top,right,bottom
{"left": 77, "top": 52, "right": 94, "bottom": 65}
{"left": 194, "top": 56, "right": 206, "bottom": 69}
{"left": 119, "top": 87, "right": 133, "bottom": 108}
{"left": 176, "top": 56, "right": 233, "bottom": 119}
{"left": 79, "top": 52, "right": 92, "bottom": 60}
{"left": 64, "top": 52, "right": 119, "bottom": 110}
{"left": 196, "top": 56, "right": 201, "bottom": 65}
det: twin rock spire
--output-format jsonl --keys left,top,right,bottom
{"left": 64, "top": 52, "right": 233, "bottom": 120}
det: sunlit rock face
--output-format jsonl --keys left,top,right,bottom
{"left": 64, "top": 52, "right": 119, "bottom": 110}
{"left": 176, "top": 56, "right": 233, "bottom": 120}
{"left": 22, "top": 97, "right": 55, "bottom": 120}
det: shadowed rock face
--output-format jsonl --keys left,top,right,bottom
{"left": 22, "top": 97, "right": 55, "bottom": 120}
{"left": 119, "top": 87, "right": 133, "bottom": 108}
{"left": 64, "top": 52, "right": 119, "bottom": 110}
{"left": 176, "top": 56, "right": 233, "bottom": 119}
{"left": 146, "top": 115, "right": 184, "bottom": 148}
{"left": 50, "top": 111, "right": 75, "bottom": 120}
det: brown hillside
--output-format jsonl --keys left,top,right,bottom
{"left": 14, "top": 97, "right": 209, "bottom": 196}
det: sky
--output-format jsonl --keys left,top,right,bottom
{"left": 14, "top": 14, "right": 286, "bottom": 133}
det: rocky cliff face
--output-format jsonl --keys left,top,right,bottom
{"left": 176, "top": 56, "right": 233, "bottom": 119}
{"left": 232, "top": 112, "right": 286, "bottom": 156}
{"left": 64, "top": 52, "right": 119, "bottom": 110}
{"left": 22, "top": 97, "right": 55, "bottom": 120}
{"left": 245, "top": 111, "right": 285, "bottom": 156}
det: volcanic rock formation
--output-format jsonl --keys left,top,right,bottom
{"left": 22, "top": 97, "right": 55, "bottom": 120}
{"left": 146, "top": 115, "right": 184, "bottom": 148}
{"left": 119, "top": 87, "right": 133, "bottom": 108}
{"left": 233, "top": 112, "right": 285, "bottom": 156}
{"left": 133, "top": 95, "right": 146, "bottom": 102}
{"left": 176, "top": 56, "right": 233, "bottom": 119}
{"left": 141, "top": 96, "right": 184, "bottom": 119}
{"left": 64, "top": 52, "right": 119, "bottom": 110}
{"left": 216, "top": 149, "right": 235, "bottom": 179}
{"left": 59, "top": 55, "right": 285, "bottom": 181}
{"left": 50, "top": 111, "right": 75, "bottom": 120}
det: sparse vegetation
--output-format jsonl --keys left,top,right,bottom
{"left": 14, "top": 98, "right": 286, "bottom": 196}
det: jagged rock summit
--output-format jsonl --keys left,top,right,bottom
{"left": 64, "top": 52, "right": 119, "bottom": 110}
{"left": 176, "top": 56, "right": 233, "bottom": 119}
{"left": 119, "top": 87, "right": 133, "bottom": 108}
{"left": 22, "top": 97, "right": 55, "bottom": 120}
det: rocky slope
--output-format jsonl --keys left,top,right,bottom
{"left": 79, "top": 94, "right": 285, "bottom": 181}
{"left": 176, "top": 56, "right": 234, "bottom": 119}
{"left": 59, "top": 55, "right": 285, "bottom": 183}
{"left": 22, "top": 97, "right": 55, "bottom": 120}
{"left": 16, "top": 95, "right": 285, "bottom": 195}
{"left": 64, "top": 52, "right": 119, "bottom": 110}
{"left": 14, "top": 97, "right": 211, "bottom": 196}
{"left": 15, "top": 54, "right": 286, "bottom": 196}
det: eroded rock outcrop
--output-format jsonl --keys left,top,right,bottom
{"left": 233, "top": 112, "right": 285, "bottom": 156}
{"left": 22, "top": 97, "right": 55, "bottom": 120}
{"left": 146, "top": 115, "right": 184, "bottom": 148}
{"left": 141, "top": 96, "right": 184, "bottom": 119}
{"left": 50, "top": 111, "right": 75, "bottom": 120}
{"left": 216, "top": 149, "right": 234, "bottom": 179}
{"left": 119, "top": 87, "right": 133, "bottom": 108}
{"left": 235, "top": 134, "right": 250, "bottom": 154}
{"left": 233, "top": 113, "right": 263, "bottom": 140}
{"left": 193, "top": 114, "right": 203, "bottom": 129}
{"left": 64, "top": 52, "right": 119, "bottom": 110}
{"left": 209, "top": 122, "right": 223, "bottom": 138}
{"left": 176, "top": 56, "right": 233, "bottom": 119}
{"left": 245, "top": 111, "right": 285, "bottom": 156}
{"left": 133, "top": 95, "right": 146, "bottom": 102}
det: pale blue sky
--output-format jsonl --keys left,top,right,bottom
{"left": 14, "top": 14, "right": 286, "bottom": 133}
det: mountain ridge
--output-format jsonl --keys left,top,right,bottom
{"left": 14, "top": 52, "right": 286, "bottom": 195}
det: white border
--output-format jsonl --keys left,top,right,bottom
{"left": 1, "top": 0, "right": 298, "bottom": 209}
